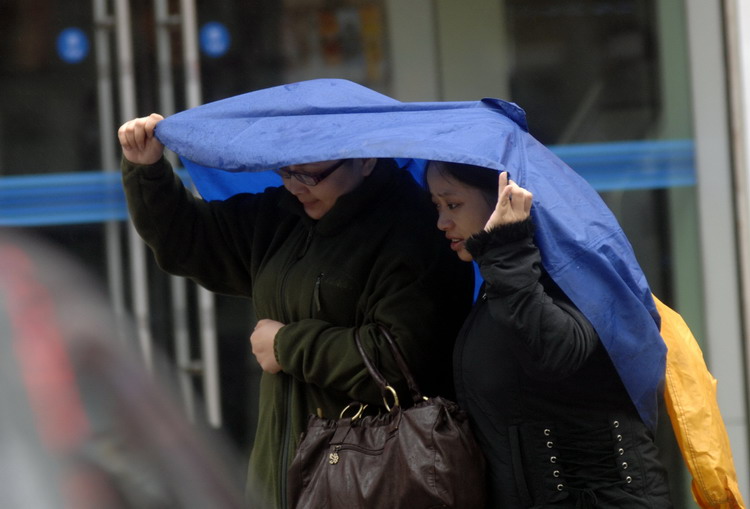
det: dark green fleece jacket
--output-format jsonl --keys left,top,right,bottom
{"left": 122, "top": 157, "right": 473, "bottom": 508}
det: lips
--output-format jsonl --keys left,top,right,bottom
{"left": 448, "top": 238, "right": 465, "bottom": 252}
{"left": 301, "top": 200, "right": 319, "bottom": 213}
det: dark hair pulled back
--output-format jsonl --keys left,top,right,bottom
{"left": 426, "top": 161, "right": 499, "bottom": 208}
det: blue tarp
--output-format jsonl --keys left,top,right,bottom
{"left": 155, "top": 78, "right": 666, "bottom": 432}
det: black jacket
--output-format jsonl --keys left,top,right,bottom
{"left": 459, "top": 219, "right": 672, "bottom": 508}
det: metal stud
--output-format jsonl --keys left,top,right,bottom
{"left": 547, "top": 441, "right": 554, "bottom": 448}
{"left": 617, "top": 434, "right": 623, "bottom": 442}
{"left": 613, "top": 420, "right": 620, "bottom": 428}
{"left": 553, "top": 470, "right": 560, "bottom": 478}
{"left": 622, "top": 462, "right": 628, "bottom": 470}
{"left": 544, "top": 428, "right": 551, "bottom": 436}
{"left": 618, "top": 448, "right": 624, "bottom": 456}
{"left": 626, "top": 476, "right": 632, "bottom": 484}
{"left": 557, "top": 484, "right": 564, "bottom": 491}
{"left": 550, "top": 456, "right": 557, "bottom": 463}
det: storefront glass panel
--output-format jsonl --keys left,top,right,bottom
{"left": 0, "top": 1, "right": 705, "bottom": 504}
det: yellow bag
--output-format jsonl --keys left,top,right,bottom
{"left": 654, "top": 295, "right": 745, "bottom": 508}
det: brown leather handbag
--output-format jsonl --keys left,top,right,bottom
{"left": 287, "top": 325, "right": 486, "bottom": 508}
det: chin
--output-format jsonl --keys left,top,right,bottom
{"left": 457, "top": 250, "right": 474, "bottom": 263}
{"left": 304, "top": 206, "right": 325, "bottom": 220}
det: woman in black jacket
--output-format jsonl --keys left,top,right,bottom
{"left": 425, "top": 161, "right": 673, "bottom": 508}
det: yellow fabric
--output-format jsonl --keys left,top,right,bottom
{"left": 654, "top": 295, "right": 745, "bottom": 509}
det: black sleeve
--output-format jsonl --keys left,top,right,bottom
{"left": 466, "top": 219, "right": 601, "bottom": 379}
{"left": 121, "top": 156, "right": 268, "bottom": 296}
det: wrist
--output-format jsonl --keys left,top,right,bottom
{"left": 466, "top": 218, "right": 535, "bottom": 258}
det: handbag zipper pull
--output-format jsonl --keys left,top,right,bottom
{"left": 328, "top": 445, "right": 341, "bottom": 465}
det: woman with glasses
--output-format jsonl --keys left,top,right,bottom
{"left": 118, "top": 113, "right": 474, "bottom": 509}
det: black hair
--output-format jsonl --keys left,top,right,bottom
{"left": 425, "top": 161, "right": 498, "bottom": 208}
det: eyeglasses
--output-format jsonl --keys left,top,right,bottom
{"left": 275, "top": 159, "right": 347, "bottom": 186}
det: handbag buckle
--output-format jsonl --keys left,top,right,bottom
{"left": 383, "top": 385, "right": 400, "bottom": 411}
{"left": 339, "top": 402, "right": 368, "bottom": 421}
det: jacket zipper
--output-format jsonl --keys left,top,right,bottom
{"left": 278, "top": 226, "right": 315, "bottom": 509}
{"left": 453, "top": 284, "right": 486, "bottom": 407}
{"left": 279, "top": 380, "right": 291, "bottom": 509}
{"left": 313, "top": 272, "right": 324, "bottom": 315}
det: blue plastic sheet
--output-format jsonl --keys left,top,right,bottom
{"left": 155, "top": 79, "right": 666, "bottom": 432}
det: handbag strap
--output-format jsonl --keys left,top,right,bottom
{"left": 354, "top": 325, "right": 425, "bottom": 407}
{"left": 377, "top": 325, "right": 424, "bottom": 403}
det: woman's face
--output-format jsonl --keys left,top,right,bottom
{"left": 426, "top": 163, "right": 494, "bottom": 262}
{"left": 280, "top": 159, "right": 376, "bottom": 219}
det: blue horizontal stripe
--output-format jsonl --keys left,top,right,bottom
{"left": 0, "top": 140, "right": 695, "bottom": 227}
{"left": 0, "top": 171, "right": 125, "bottom": 226}
{"left": 549, "top": 139, "right": 695, "bottom": 191}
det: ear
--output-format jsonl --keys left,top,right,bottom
{"left": 359, "top": 158, "right": 377, "bottom": 177}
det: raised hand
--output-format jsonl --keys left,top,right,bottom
{"left": 484, "top": 171, "right": 533, "bottom": 231}
{"left": 118, "top": 113, "right": 165, "bottom": 165}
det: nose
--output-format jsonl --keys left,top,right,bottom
{"left": 437, "top": 212, "right": 452, "bottom": 231}
{"left": 284, "top": 175, "right": 307, "bottom": 195}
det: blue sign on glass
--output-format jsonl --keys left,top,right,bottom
{"left": 56, "top": 27, "right": 90, "bottom": 64}
{"left": 200, "top": 22, "right": 231, "bottom": 58}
